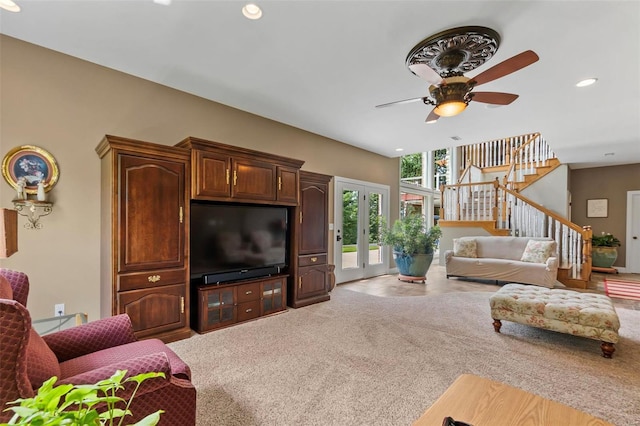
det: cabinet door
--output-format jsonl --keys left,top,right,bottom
{"left": 200, "top": 287, "right": 236, "bottom": 331}
{"left": 299, "top": 180, "right": 329, "bottom": 255}
{"left": 297, "top": 265, "right": 328, "bottom": 299}
{"left": 118, "top": 284, "right": 186, "bottom": 338}
{"left": 277, "top": 166, "right": 298, "bottom": 204}
{"left": 261, "top": 277, "right": 286, "bottom": 315}
{"left": 232, "top": 159, "right": 276, "bottom": 201}
{"left": 118, "top": 155, "right": 185, "bottom": 273}
{"left": 195, "top": 150, "right": 231, "bottom": 198}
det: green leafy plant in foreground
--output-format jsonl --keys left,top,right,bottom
{"left": 2, "top": 370, "right": 164, "bottom": 426}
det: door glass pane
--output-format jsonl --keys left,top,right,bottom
{"left": 368, "top": 192, "right": 383, "bottom": 265}
{"left": 342, "top": 189, "right": 359, "bottom": 270}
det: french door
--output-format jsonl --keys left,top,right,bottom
{"left": 334, "top": 178, "right": 389, "bottom": 283}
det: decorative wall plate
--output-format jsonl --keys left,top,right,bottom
{"left": 2, "top": 145, "right": 59, "bottom": 194}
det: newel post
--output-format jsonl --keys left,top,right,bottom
{"left": 582, "top": 225, "right": 593, "bottom": 281}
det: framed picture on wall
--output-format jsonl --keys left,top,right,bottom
{"left": 1, "top": 145, "right": 59, "bottom": 194}
{"left": 587, "top": 198, "right": 608, "bottom": 218}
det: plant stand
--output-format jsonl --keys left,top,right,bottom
{"left": 398, "top": 274, "right": 426, "bottom": 284}
{"left": 592, "top": 266, "right": 618, "bottom": 274}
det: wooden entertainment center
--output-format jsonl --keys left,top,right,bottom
{"left": 97, "top": 135, "right": 334, "bottom": 342}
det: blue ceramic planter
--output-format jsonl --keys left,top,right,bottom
{"left": 393, "top": 251, "right": 434, "bottom": 279}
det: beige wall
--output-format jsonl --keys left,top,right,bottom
{"left": 0, "top": 35, "right": 399, "bottom": 321}
{"left": 570, "top": 163, "right": 640, "bottom": 268}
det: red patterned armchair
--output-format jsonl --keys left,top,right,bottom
{"left": 0, "top": 268, "right": 196, "bottom": 424}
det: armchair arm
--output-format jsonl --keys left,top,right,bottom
{"left": 444, "top": 250, "right": 454, "bottom": 263}
{"left": 58, "top": 352, "right": 172, "bottom": 399}
{"left": 546, "top": 256, "right": 559, "bottom": 272}
{"left": 43, "top": 314, "right": 137, "bottom": 362}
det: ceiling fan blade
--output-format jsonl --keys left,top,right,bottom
{"left": 472, "top": 50, "right": 539, "bottom": 86}
{"left": 425, "top": 109, "right": 440, "bottom": 123}
{"left": 375, "top": 97, "right": 426, "bottom": 108}
{"left": 472, "top": 92, "right": 519, "bottom": 105}
{"left": 408, "top": 63, "right": 442, "bottom": 84}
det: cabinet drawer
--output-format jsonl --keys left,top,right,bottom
{"left": 118, "top": 269, "right": 186, "bottom": 291}
{"left": 237, "top": 300, "right": 261, "bottom": 322}
{"left": 298, "top": 254, "right": 327, "bottom": 267}
{"left": 236, "top": 282, "right": 261, "bottom": 303}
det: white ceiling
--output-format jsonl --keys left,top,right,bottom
{"left": 1, "top": 1, "right": 639, "bottom": 168}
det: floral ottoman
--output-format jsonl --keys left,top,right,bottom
{"left": 490, "top": 283, "right": 620, "bottom": 358}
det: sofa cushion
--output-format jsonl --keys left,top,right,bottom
{"left": 453, "top": 238, "right": 477, "bottom": 258}
{"left": 26, "top": 329, "right": 61, "bottom": 388}
{"left": 520, "top": 239, "right": 556, "bottom": 263}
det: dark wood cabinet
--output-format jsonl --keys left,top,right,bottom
{"left": 96, "top": 135, "right": 191, "bottom": 343}
{"left": 177, "top": 137, "right": 303, "bottom": 206}
{"left": 193, "top": 275, "right": 287, "bottom": 333}
{"left": 290, "top": 171, "right": 333, "bottom": 308}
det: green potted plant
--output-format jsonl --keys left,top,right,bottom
{"left": 591, "top": 232, "right": 621, "bottom": 268}
{"left": 2, "top": 370, "right": 164, "bottom": 426}
{"left": 379, "top": 214, "right": 441, "bottom": 282}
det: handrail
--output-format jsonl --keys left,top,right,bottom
{"left": 500, "top": 183, "right": 585, "bottom": 235}
{"left": 504, "top": 132, "right": 557, "bottom": 188}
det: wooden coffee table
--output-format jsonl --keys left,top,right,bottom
{"left": 412, "top": 374, "right": 613, "bottom": 426}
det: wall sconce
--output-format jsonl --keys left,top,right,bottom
{"left": 12, "top": 199, "right": 53, "bottom": 230}
{"left": 2, "top": 145, "right": 59, "bottom": 230}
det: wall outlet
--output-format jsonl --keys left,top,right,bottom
{"left": 54, "top": 303, "right": 65, "bottom": 317}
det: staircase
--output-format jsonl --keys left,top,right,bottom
{"left": 441, "top": 133, "right": 593, "bottom": 288}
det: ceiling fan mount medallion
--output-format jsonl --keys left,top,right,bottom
{"left": 377, "top": 26, "right": 539, "bottom": 123}
{"left": 406, "top": 26, "right": 501, "bottom": 78}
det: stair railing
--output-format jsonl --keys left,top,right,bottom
{"left": 461, "top": 133, "right": 540, "bottom": 169}
{"left": 504, "top": 133, "right": 556, "bottom": 188}
{"left": 440, "top": 179, "right": 592, "bottom": 282}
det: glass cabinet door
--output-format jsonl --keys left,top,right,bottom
{"left": 261, "top": 279, "right": 284, "bottom": 315}
{"left": 205, "top": 287, "right": 235, "bottom": 328}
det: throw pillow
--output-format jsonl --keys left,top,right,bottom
{"left": 453, "top": 238, "right": 477, "bottom": 258}
{"left": 0, "top": 275, "right": 13, "bottom": 299}
{"left": 520, "top": 240, "right": 556, "bottom": 264}
{"left": 26, "top": 329, "right": 61, "bottom": 389}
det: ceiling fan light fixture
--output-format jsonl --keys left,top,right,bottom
{"left": 434, "top": 100, "right": 467, "bottom": 117}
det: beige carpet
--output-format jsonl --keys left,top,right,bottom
{"left": 169, "top": 287, "right": 640, "bottom": 426}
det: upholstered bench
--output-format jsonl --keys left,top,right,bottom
{"left": 490, "top": 283, "right": 620, "bottom": 358}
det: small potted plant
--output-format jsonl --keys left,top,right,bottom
{"left": 591, "top": 232, "right": 621, "bottom": 268}
{"left": 379, "top": 214, "right": 441, "bottom": 282}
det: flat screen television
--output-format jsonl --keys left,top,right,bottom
{"left": 190, "top": 202, "right": 289, "bottom": 284}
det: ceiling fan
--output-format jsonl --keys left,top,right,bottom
{"left": 376, "top": 26, "right": 539, "bottom": 123}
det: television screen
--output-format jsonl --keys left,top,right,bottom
{"left": 190, "top": 202, "right": 288, "bottom": 279}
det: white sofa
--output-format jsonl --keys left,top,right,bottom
{"left": 445, "top": 236, "right": 558, "bottom": 288}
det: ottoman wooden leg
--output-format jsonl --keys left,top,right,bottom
{"left": 601, "top": 342, "right": 615, "bottom": 358}
{"left": 492, "top": 319, "right": 502, "bottom": 333}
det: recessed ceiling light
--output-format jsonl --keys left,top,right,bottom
{"left": 0, "top": 0, "right": 20, "bottom": 12}
{"left": 242, "top": 3, "right": 263, "bottom": 20}
{"left": 450, "top": 136, "right": 462, "bottom": 141}
{"left": 576, "top": 78, "right": 597, "bottom": 87}
{"left": 395, "top": 148, "right": 404, "bottom": 152}
{"left": 153, "top": 0, "right": 172, "bottom": 5}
